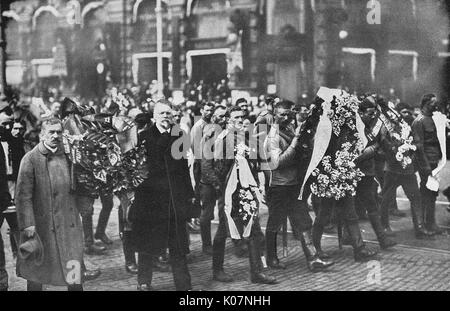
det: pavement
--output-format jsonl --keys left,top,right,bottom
{"left": 3, "top": 166, "right": 450, "bottom": 291}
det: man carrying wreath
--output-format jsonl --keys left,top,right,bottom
{"left": 213, "top": 106, "right": 277, "bottom": 285}
{"left": 264, "top": 100, "right": 334, "bottom": 272}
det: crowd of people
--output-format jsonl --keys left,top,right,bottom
{"left": 1, "top": 81, "right": 450, "bottom": 291}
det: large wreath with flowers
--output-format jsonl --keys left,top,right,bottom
{"left": 62, "top": 97, "right": 147, "bottom": 198}
{"left": 310, "top": 92, "right": 365, "bottom": 201}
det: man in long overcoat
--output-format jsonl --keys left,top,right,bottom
{"left": 130, "top": 100, "right": 195, "bottom": 291}
{"left": 15, "top": 118, "right": 84, "bottom": 291}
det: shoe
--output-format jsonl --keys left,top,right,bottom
{"left": 389, "top": 209, "right": 406, "bottom": 217}
{"left": 153, "top": 259, "right": 171, "bottom": 273}
{"left": 368, "top": 214, "right": 397, "bottom": 250}
{"left": 415, "top": 227, "right": 435, "bottom": 239}
{"left": 202, "top": 245, "right": 213, "bottom": 256}
{"left": 94, "top": 232, "right": 114, "bottom": 245}
{"left": 307, "top": 257, "right": 335, "bottom": 273}
{"left": 83, "top": 269, "right": 101, "bottom": 281}
{"left": 250, "top": 272, "right": 278, "bottom": 284}
{"left": 84, "top": 244, "right": 107, "bottom": 255}
{"left": 248, "top": 238, "right": 277, "bottom": 285}
{"left": 125, "top": 263, "right": 138, "bottom": 274}
{"left": 265, "top": 231, "right": 286, "bottom": 270}
{"left": 213, "top": 270, "right": 234, "bottom": 283}
{"left": 137, "top": 284, "right": 153, "bottom": 291}
{"left": 428, "top": 224, "right": 446, "bottom": 236}
{"left": 187, "top": 220, "right": 201, "bottom": 233}
{"left": 323, "top": 224, "right": 336, "bottom": 234}
{"left": 316, "top": 250, "right": 333, "bottom": 260}
{"left": 354, "top": 245, "right": 378, "bottom": 262}
{"left": 300, "top": 230, "right": 334, "bottom": 272}
{"left": 379, "top": 237, "right": 397, "bottom": 250}
{"left": 383, "top": 227, "right": 396, "bottom": 237}
{"left": 266, "top": 258, "right": 286, "bottom": 270}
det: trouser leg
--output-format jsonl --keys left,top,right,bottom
{"left": 419, "top": 169, "right": 439, "bottom": 230}
{"left": 247, "top": 222, "right": 277, "bottom": 284}
{"left": 5, "top": 213, "right": 18, "bottom": 255}
{"left": 380, "top": 172, "right": 399, "bottom": 229}
{"left": 123, "top": 232, "right": 136, "bottom": 265}
{"left": 0, "top": 216, "right": 7, "bottom": 291}
{"left": 400, "top": 174, "right": 424, "bottom": 231}
{"left": 95, "top": 192, "right": 114, "bottom": 237}
{"left": 82, "top": 213, "right": 95, "bottom": 247}
{"left": 199, "top": 184, "right": 216, "bottom": 248}
{"left": 335, "top": 197, "right": 365, "bottom": 251}
{"left": 77, "top": 196, "right": 95, "bottom": 248}
{"left": 68, "top": 284, "right": 83, "bottom": 291}
{"left": 311, "top": 195, "right": 321, "bottom": 217}
{"left": 358, "top": 177, "right": 385, "bottom": 241}
{"left": 27, "top": 281, "right": 43, "bottom": 291}
{"left": 137, "top": 252, "right": 153, "bottom": 285}
{"left": 168, "top": 224, "right": 191, "bottom": 291}
{"left": 265, "top": 187, "right": 286, "bottom": 262}
{"left": 312, "top": 198, "right": 333, "bottom": 252}
{"left": 212, "top": 204, "right": 228, "bottom": 273}
{"left": 168, "top": 251, "right": 191, "bottom": 291}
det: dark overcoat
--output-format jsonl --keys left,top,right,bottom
{"left": 15, "top": 142, "right": 84, "bottom": 286}
{"left": 130, "top": 125, "right": 194, "bottom": 255}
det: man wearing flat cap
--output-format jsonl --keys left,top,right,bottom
{"left": 15, "top": 118, "right": 84, "bottom": 291}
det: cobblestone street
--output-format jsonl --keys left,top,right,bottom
{"left": 4, "top": 195, "right": 450, "bottom": 291}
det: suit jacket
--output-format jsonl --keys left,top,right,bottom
{"left": 130, "top": 124, "right": 194, "bottom": 254}
{"left": 9, "top": 136, "right": 26, "bottom": 181}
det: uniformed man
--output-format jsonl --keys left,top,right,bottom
{"left": 352, "top": 97, "right": 397, "bottom": 249}
{"left": 198, "top": 106, "right": 228, "bottom": 257}
{"left": 264, "top": 100, "right": 334, "bottom": 272}
{"left": 213, "top": 106, "right": 276, "bottom": 285}
{"left": 412, "top": 94, "right": 446, "bottom": 235}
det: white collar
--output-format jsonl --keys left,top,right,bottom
{"left": 156, "top": 123, "right": 171, "bottom": 134}
{"left": 43, "top": 142, "right": 58, "bottom": 153}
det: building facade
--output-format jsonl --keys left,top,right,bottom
{"left": 1, "top": 0, "right": 449, "bottom": 104}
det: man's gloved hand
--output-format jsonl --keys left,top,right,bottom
{"left": 23, "top": 226, "right": 36, "bottom": 238}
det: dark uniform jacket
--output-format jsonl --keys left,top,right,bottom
{"left": 412, "top": 114, "right": 442, "bottom": 172}
{"left": 214, "top": 129, "right": 258, "bottom": 188}
{"left": 200, "top": 125, "right": 223, "bottom": 190}
{"left": 355, "top": 123, "right": 382, "bottom": 177}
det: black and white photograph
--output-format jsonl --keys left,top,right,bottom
{"left": 1, "top": 0, "right": 450, "bottom": 297}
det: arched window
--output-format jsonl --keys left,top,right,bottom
{"left": 133, "top": 0, "right": 169, "bottom": 49}
{"left": 83, "top": 6, "right": 107, "bottom": 48}
{"left": 33, "top": 11, "right": 58, "bottom": 59}
{"left": 5, "top": 18, "right": 20, "bottom": 59}
{"left": 190, "top": 0, "right": 229, "bottom": 39}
